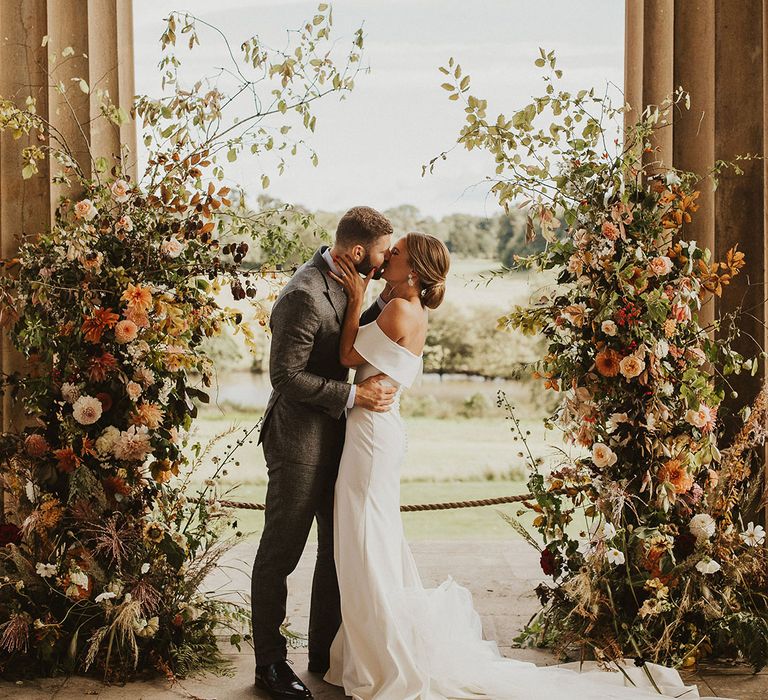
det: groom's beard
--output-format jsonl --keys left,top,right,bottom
{"left": 357, "top": 254, "right": 387, "bottom": 280}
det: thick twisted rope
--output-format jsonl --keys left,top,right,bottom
{"left": 202, "top": 493, "right": 536, "bottom": 513}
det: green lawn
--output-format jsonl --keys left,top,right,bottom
{"left": 186, "top": 412, "right": 561, "bottom": 483}
{"left": 184, "top": 407, "right": 571, "bottom": 544}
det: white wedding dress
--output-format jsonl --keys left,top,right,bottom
{"left": 324, "top": 321, "right": 723, "bottom": 700}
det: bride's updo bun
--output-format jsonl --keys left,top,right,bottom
{"left": 404, "top": 232, "right": 450, "bottom": 309}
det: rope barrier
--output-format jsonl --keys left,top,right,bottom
{"left": 201, "top": 493, "right": 536, "bottom": 513}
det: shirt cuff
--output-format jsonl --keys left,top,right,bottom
{"left": 346, "top": 384, "right": 357, "bottom": 409}
{"left": 377, "top": 294, "right": 386, "bottom": 309}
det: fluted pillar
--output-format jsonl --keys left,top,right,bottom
{"left": 0, "top": 0, "right": 135, "bottom": 515}
{"left": 713, "top": 1, "right": 765, "bottom": 425}
{"left": 624, "top": 0, "right": 644, "bottom": 134}
{"left": 672, "top": 0, "right": 716, "bottom": 327}
{"left": 0, "top": 2, "right": 53, "bottom": 435}
{"left": 643, "top": 0, "right": 675, "bottom": 170}
{"left": 626, "top": 0, "right": 767, "bottom": 497}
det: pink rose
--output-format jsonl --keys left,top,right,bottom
{"left": 110, "top": 179, "right": 131, "bottom": 203}
{"left": 115, "top": 215, "right": 133, "bottom": 232}
{"left": 648, "top": 256, "right": 673, "bottom": 277}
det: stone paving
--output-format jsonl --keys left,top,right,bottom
{"left": 1, "top": 541, "right": 765, "bottom": 699}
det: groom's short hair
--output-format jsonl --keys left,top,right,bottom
{"left": 335, "top": 206, "right": 393, "bottom": 248}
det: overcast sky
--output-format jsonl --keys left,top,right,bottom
{"left": 133, "top": 1, "right": 624, "bottom": 219}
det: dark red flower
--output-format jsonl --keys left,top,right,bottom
{"left": 53, "top": 447, "right": 81, "bottom": 473}
{"left": 95, "top": 392, "right": 113, "bottom": 412}
{"left": 0, "top": 523, "right": 22, "bottom": 547}
{"left": 103, "top": 476, "right": 131, "bottom": 498}
{"left": 540, "top": 547, "right": 557, "bottom": 576}
{"left": 673, "top": 532, "right": 696, "bottom": 561}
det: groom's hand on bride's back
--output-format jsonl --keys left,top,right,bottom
{"left": 354, "top": 373, "right": 397, "bottom": 412}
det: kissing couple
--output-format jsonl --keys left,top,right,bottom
{"left": 250, "top": 207, "right": 715, "bottom": 699}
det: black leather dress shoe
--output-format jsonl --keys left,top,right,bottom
{"left": 254, "top": 660, "right": 313, "bottom": 699}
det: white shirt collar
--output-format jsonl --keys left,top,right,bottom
{"left": 322, "top": 247, "right": 341, "bottom": 276}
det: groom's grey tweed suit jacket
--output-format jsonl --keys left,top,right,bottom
{"left": 258, "top": 246, "right": 381, "bottom": 466}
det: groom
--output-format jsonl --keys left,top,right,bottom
{"left": 252, "top": 206, "right": 396, "bottom": 699}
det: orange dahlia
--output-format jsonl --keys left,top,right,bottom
{"left": 130, "top": 401, "right": 165, "bottom": 430}
{"left": 595, "top": 349, "right": 621, "bottom": 377}
{"left": 657, "top": 458, "right": 694, "bottom": 494}
{"left": 121, "top": 283, "right": 153, "bottom": 314}
{"left": 81, "top": 307, "right": 119, "bottom": 343}
{"left": 53, "top": 447, "right": 82, "bottom": 473}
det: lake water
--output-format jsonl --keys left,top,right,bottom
{"left": 203, "top": 370, "right": 526, "bottom": 411}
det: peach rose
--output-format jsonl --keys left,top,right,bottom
{"left": 592, "top": 442, "right": 617, "bottom": 468}
{"left": 685, "top": 403, "right": 716, "bottom": 433}
{"left": 115, "top": 215, "right": 134, "bottom": 232}
{"left": 74, "top": 199, "right": 98, "bottom": 221}
{"left": 110, "top": 179, "right": 131, "bottom": 203}
{"left": 619, "top": 354, "right": 645, "bottom": 379}
{"left": 601, "top": 221, "right": 620, "bottom": 241}
{"left": 648, "top": 256, "right": 673, "bottom": 277}
{"left": 160, "top": 238, "right": 185, "bottom": 258}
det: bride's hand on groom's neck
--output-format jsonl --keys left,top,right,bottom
{"left": 329, "top": 253, "right": 373, "bottom": 308}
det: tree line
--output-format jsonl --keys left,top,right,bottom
{"left": 240, "top": 197, "right": 548, "bottom": 267}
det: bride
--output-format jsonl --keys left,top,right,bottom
{"left": 324, "top": 232, "right": 721, "bottom": 700}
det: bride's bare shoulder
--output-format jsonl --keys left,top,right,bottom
{"left": 378, "top": 298, "right": 420, "bottom": 341}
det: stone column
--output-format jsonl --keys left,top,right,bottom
{"left": 672, "top": 0, "right": 716, "bottom": 327}
{"left": 642, "top": 0, "right": 675, "bottom": 171}
{"left": 624, "top": 0, "right": 644, "bottom": 134}
{"left": 87, "top": 0, "right": 137, "bottom": 178}
{"left": 626, "top": 0, "right": 768, "bottom": 500}
{"left": 0, "top": 2, "right": 52, "bottom": 435}
{"left": 713, "top": 0, "right": 764, "bottom": 426}
{"left": 0, "top": 0, "right": 135, "bottom": 515}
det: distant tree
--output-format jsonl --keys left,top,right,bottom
{"left": 383, "top": 204, "right": 422, "bottom": 232}
{"left": 232, "top": 194, "right": 329, "bottom": 268}
{"left": 442, "top": 213, "right": 497, "bottom": 258}
{"left": 424, "top": 303, "right": 542, "bottom": 379}
{"left": 496, "top": 210, "right": 546, "bottom": 266}
{"left": 423, "top": 303, "right": 475, "bottom": 377}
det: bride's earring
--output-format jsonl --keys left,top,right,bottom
{"left": 407, "top": 273, "right": 415, "bottom": 287}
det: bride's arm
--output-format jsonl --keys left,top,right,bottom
{"left": 329, "top": 253, "right": 373, "bottom": 368}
